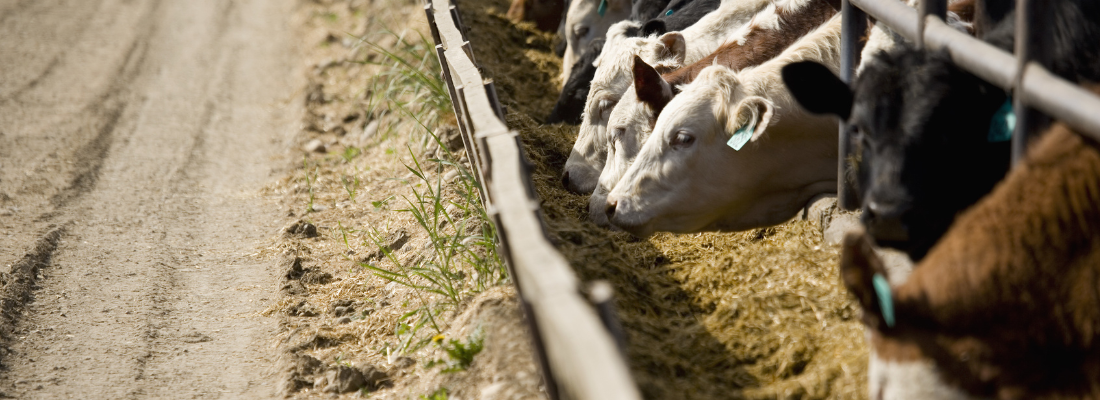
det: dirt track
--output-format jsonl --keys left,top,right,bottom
{"left": 0, "top": 0, "right": 300, "bottom": 398}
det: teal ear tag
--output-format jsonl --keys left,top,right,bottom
{"left": 598, "top": 0, "right": 608, "bottom": 17}
{"left": 664, "top": 9, "right": 674, "bottom": 16}
{"left": 872, "top": 273, "right": 896, "bottom": 328}
{"left": 726, "top": 122, "right": 754, "bottom": 151}
{"left": 987, "top": 98, "right": 1015, "bottom": 143}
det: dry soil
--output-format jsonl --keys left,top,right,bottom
{"left": 0, "top": 0, "right": 301, "bottom": 398}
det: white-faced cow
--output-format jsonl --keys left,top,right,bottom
{"left": 604, "top": 15, "right": 842, "bottom": 236}
{"left": 562, "top": 0, "right": 783, "bottom": 193}
{"left": 560, "top": 0, "right": 632, "bottom": 85}
{"left": 587, "top": 0, "right": 839, "bottom": 226}
{"left": 840, "top": 119, "right": 1100, "bottom": 400}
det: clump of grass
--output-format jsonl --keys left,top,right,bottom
{"left": 425, "top": 330, "right": 485, "bottom": 373}
{"left": 420, "top": 387, "right": 448, "bottom": 400}
{"left": 353, "top": 27, "right": 506, "bottom": 363}
{"left": 354, "top": 29, "right": 451, "bottom": 150}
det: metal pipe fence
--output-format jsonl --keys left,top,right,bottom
{"left": 837, "top": 0, "right": 1100, "bottom": 208}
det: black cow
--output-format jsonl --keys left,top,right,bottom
{"left": 782, "top": 0, "right": 1100, "bottom": 261}
{"left": 547, "top": 39, "right": 604, "bottom": 124}
{"left": 546, "top": 0, "right": 720, "bottom": 124}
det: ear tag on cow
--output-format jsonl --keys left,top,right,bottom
{"left": 987, "top": 98, "right": 1015, "bottom": 143}
{"left": 598, "top": 0, "right": 608, "bottom": 17}
{"left": 872, "top": 273, "right": 896, "bottom": 328}
{"left": 664, "top": 9, "right": 674, "bottom": 16}
{"left": 727, "top": 122, "right": 755, "bottom": 151}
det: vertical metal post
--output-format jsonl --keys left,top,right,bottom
{"left": 1012, "top": 0, "right": 1051, "bottom": 165}
{"left": 838, "top": 0, "right": 867, "bottom": 211}
{"left": 917, "top": 0, "right": 947, "bottom": 49}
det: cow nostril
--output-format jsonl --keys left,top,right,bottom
{"left": 561, "top": 171, "right": 571, "bottom": 188}
{"left": 605, "top": 200, "right": 618, "bottom": 218}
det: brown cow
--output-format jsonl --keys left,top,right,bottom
{"left": 840, "top": 119, "right": 1100, "bottom": 399}
{"left": 507, "top": 0, "right": 565, "bottom": 32}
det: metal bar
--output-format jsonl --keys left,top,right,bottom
{"left": 849, "top": 0, "right": 1100, "bottom": 144}
{"left": 916, "top": 0, "right": 947, "bottom": 49}
{"left": 838, "top": 0, "right": 868, "bottom": 211}
{"left": 1012, "top": 0, "right": 1052, "bottom": 165}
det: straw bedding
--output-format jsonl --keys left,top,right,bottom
{"left": 458, "top": 0, "right": 870, "bottom": 398}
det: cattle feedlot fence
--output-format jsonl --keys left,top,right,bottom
{"left": 422, "top": 0, "right": 643, "bottom": 399}
{"left": 835, "top": 0, "right": 1100, "bottom": 210}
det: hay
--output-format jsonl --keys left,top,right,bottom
{"left": 458, "top": 0, "right": 870, "bottom": 397}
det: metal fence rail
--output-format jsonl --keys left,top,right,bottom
{"left": 837, "top": 0, "right": 1100, "bottom": 209}
{"left": 423, "top": 0, "right": 643, "bottom": 399}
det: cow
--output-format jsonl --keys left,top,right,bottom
{"left": 782, "top": 0, "right": 1100, "bottom": 261}
{"left": 559, "top": 0, "right": 632, "bottom": 85}
{"left": 603, "top": 15, "right": 842, "bottom": 237}
{"left": 840, "top": 119, "right": 1100, "bottom": 400}
{"left": 587, "top": 0, "right": 839, "bottom": 226}
{"left": 546, "top": 0, "right": 722, "bottom": 124}
{"left": 508, "top": 0, "right": 566, "bottom": 32}
{"left": 547, "top": 38, "right": 605, "bottom": 125}
{"left": 562, "top": 0, "right": 778, "bottom": 193}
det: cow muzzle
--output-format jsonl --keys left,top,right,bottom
{"left": 863, "top": 201, "right": 911, "bottom": 243}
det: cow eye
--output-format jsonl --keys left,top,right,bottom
{"left": 670, "top": 131, "right": 694, "bottom": 148}
{"left": 612, "top": 127, "right": 626, "bottom": 140}
{"left": 598, "top": 99, "right": 616, "bottom": 119}
{"left": 573, "top": 25, "right": 590, "bottom": 39}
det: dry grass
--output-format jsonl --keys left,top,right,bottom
{"left": 457, "top": 0, "right": 872, "bottom": 397}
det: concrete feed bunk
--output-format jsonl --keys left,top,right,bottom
{"left": 458, "top": 0, "right": 870, "bottom": 397}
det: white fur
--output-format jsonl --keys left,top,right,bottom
{"left": 868, "top": 344, "right": 976, "bottom": 400}
{"left": 561, "top": 0, "right": 632, "bottom": 84}
{"left": 562, "top": 0, "right": 775, "bottom": 193}
{"left": 605, "top": 14, "right": 843, "bottom": 236}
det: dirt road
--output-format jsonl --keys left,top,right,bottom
{"left": 0, "top": 0, "right": 300, "bottom": 398}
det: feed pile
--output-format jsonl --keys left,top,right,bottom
{"left": 459, "top": 0, "right": 871, "bottom": 397}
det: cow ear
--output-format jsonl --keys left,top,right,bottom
{"left": 724, "top": 96, "right": 774, "bottom": 150}
{"left": 840, "top": 229, "right": 893, "bottom": 330}
{"left": 657, "top": 32, "right": 686, "bottom": 65}
{"left": 782, "top": 61, "right": 853, "bottom": 120}
{"left": 632, "top": 56, "right": 673, "bottom": 114}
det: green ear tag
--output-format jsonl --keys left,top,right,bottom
{"left": 664, "top": 9, "right": 674, "bottom": 16}
{"left": 726, "top": 122, "right": 754, "bottom": 151}
{"left": 987, "top": 98, "right": 1015, "bottom": 143}
{"left": 598, "top": 0, "right": 608, "bottom": 17}
{"left": 872, "top": 273, "right": 896, "bottom": 328}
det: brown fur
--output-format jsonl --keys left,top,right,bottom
{"left": 843, "top": 114, "right": 1100, "bottom": 398}
{"left": 507, "top": 0, "right": 564, "bottom": 32}
{"left": 661, "top": 0, "right": 836, "bottom": 87}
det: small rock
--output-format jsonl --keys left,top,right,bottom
{"left": 299, "top": 269, "right": 333, "bottom": 285}
{"left": 281, "top": 255, "right": 305, "bottom": 280}
{"left": 310, "top": 204, "right": 328, "bottom": 212}
{"left": 358, "top": 364, "right": 390, "bottom": 390}
{"left": 287, "top": 300, "right": 319, "bottom": 317}
{"left": 335, "top": 317, "right": 352, "bottom": 324}
{"left": 332, "top": 306, "right": 349, "bottom": 317}
{"left": 392, "top": 356, "right": 415, "bottom": 369}
{"left": 281, "top": 281, "right": 307, "bottom": 296}
{"left": 443, "top": 169, "right": 461, "bottom": 183}
{"left": 304, "top": 139, "right": 326, "bottom": 153}
{"left": 305, "top": 83, "right": 325, "bottom": 105}
{"left": 283, "top": 220, "right": 319, "bottom": 238}
{"left": 322, "top": 365, "right": 365, "bottom": 393}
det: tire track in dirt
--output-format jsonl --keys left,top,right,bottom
{"left": 0, "top": 0, "right": 302, "bottom": 398}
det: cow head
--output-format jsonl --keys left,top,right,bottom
{"left": 563, "top": 30, "right": 686, "bottom": 193}
{"left": 588, "top": 56, "right": 674, "bottom": 226}
{"left": 838, "top": 230, "right": 1058, "bottom": 400}
{"left": 782, "top": 45, "right": 1010, "bottom": 261}
{"left": 605, "top": 65, "right": 834, "bottom": 236}
{"left": 561, "top": 0, "right": 632, "bottom": 84}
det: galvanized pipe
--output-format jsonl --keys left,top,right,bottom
{"left": 838, "top": 0, "right": 869, "bottom": 211}
{"left": 849, "top": 0, "right": 1100, "bottom": 143}
{"left": 917, "top": 0, "right": 946, "bottom": 49}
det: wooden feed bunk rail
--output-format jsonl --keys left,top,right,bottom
{"left": 835, "top": 0, "right": 1100, "bottom": 210}
{"left": 422, "top": 0, "right": 643, "bottom": 399}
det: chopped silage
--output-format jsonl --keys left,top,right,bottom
{"left": 458, "top": 0, "right": 870, "bottom": 398}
